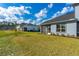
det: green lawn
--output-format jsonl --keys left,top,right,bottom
{"left": 0, "top": 31, "right": 79, "bottom": 56}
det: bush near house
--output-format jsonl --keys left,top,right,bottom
{"left": 0, "top": 31, "right": 79, "bottom": 56}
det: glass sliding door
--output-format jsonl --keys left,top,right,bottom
{"left": 47, "top": 25, "right": 51, "bottom": 33}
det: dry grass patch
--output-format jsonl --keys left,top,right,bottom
{"left": 0, "top": 31, "right": 79, "bottom": 55}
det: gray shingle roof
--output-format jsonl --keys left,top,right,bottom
{"left": 41, "top": 13, "right": 75, "bottom": 25}
{"left": 72, "top": 3, "right": 79, "bottom": 7}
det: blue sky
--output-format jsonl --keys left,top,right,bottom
{"left": 0, "top": 3, "right": 74, "bottom": 25}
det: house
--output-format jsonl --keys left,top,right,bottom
{"left": 22, "top": 24, "right": 40, "bottom": 32}
{"left": 40, "top": 3, "right": 79, "bottom": 37}
{"left": 16, "top": 23, "right": 40, "bottom": 32}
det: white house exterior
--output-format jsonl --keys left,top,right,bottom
{"left": 40, "top": 3, "right": 79, "bottom": 37}
{"left": 22, "top": 24, "right": 39, "bottom": 31}
{"left": 18, "top": 23, "right": 40, "bottom": 32}
{"left": 50, "top": 22, "right": 77, "bottom": 36}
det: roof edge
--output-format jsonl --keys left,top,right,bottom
{"left": 72, "top": 3, "right": 79, "bottom": 7}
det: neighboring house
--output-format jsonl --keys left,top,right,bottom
{"left": 23, "top": 24, "right": 40, "bottom": 32}
{"left": 16, "top": 23, "right": 40, "bottom": 32}
{"left": 40, "top": 3, "right": 79, "bottom": 37}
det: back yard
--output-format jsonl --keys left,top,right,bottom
{"left": 0, "top": 31, "right": 79, "bottom": 56}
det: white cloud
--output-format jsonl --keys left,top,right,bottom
{"left": 7, "top": 6, "right": 31, "bottom": 15}
{"left": 0, "top": 6, "right": 32, "bottom": 23}
{"left": 0, "top": 6, "right": 31, "bottom": 17}
{"left": 34, "top": 3, "right": 53, "bottom": 24}
{"left": 61, "top": 7, "right": 68, "bottom": 14}
{"left": 25, "top": 19, "right": 32, "bottom": 23}
{"left": 68, "top": 6, "right": 74, "bottom": 12}
{"left": 35, "top": 8, "right": 47, "bottom": 18}
{"left": 34, "top": 8, "right": 48, "bottom": 24}
{"left": 0, "top": 7, "right": 6, "bottom": 14}
{"left": 61, "top": 6, "right": 74, "bottom": 14}
{"left": 65, "top": 3, "right": 71, "bottom": 6}
{"left": 52, "top": 6, "right": 74, "bottom": 18}
{"left": 25, "top": 6, "right": 32, "bottom": 9}
{"left": 31, "top": 20, "right": 36, "bottom": 24}
{"left": 16, "top": 19, "right": 24, "bottom": 24}
{"left": 48, "top": 3, "right": 53, "bottom": 8}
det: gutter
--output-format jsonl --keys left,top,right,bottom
{"left": 41, "top": 18, "right": 77, "bottom": 26}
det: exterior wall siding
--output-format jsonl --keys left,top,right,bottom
{"left": 75, "top": 5, "right": 79, "bottom": 21}
{"left": 22, "top": 25, "right": 39, "bottom": 31}
{"left": 66, "top": 22, "right": 77, "bottom": 37}
{"left": 51, "top": 25, "right": 56, "bottom": 34}
{"left": 50, "top": 22, "right": 77, "bottom": 37}
{"left": 26, "top": 26, "right": 36, "bottom": 30}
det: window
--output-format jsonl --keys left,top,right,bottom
{"left": 56, "top": 24, "right": 66, "bottom": 32}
